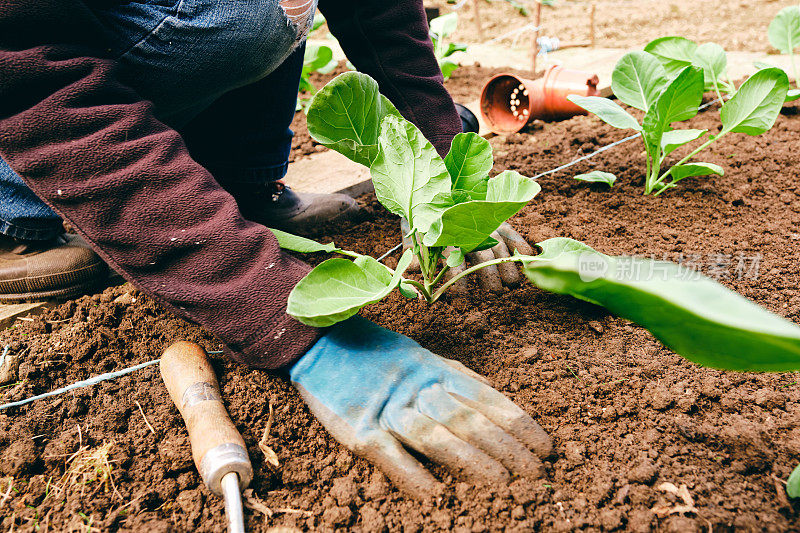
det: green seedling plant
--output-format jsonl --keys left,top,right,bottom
{"left": 271, "top": 71, "right": 800, "bottom": 375}
{"left": 568, "top": 51, "right": 789, "bottom": 195}
{"left": 296, "top": 15, "right": 338, "bottom": 112}
{"left": 756, "top": 6, "right": 800, "bottom": 102}
{"left": 429, "top": 13, "right": 467, "bottom": 80}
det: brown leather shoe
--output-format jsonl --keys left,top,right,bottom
{"left": 0, "top": 234, "right": 108, "bottom": 303}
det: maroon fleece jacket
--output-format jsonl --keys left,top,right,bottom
{"left": 0, "top": 1, "right": 461, "bottom": 368}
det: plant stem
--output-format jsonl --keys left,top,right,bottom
{"left": 791, "top": 50, "right": 800, "bottom": 91}
{"left": 402, "top": 278, "right": 432, "bottom": 302}
{"left": 430, "top": 255, "right": 537, "bottom": 302}
{"left": 338, "top": 250, "right": 362, "bottom": 259}
{"left": 410, "top": 232, "right": 432, "bottom": 286}
{"left": 712, "top": 76, "right": 724, "bottom": 103}
{"left": 429, "top": 264, "right": 450, "bottom": 287}
{"left": 650, "top": 135, "right": 721, "bottom": 194}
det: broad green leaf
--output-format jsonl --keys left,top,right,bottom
{"left": 768, "top": 6, "right": 800, "bottom": 54}
{"left": 661, "top": 129, "right": 707, "bottom": 155}
{"left": 445, "top": 43, "right": 468, "bottom": 57}
{"left": 288, "top": 250, "right": 413, "bottom": 327}
{"left": 669, "top": 162, "right": 724, "bottom": 182}
{"left": 788, "top": 463, "right": 800, "bottom": 498}
{"left": 567, "top": 95, "right": 642, "bottom": 131}
{"left": 307, "top": 72, "right": 402, "bottom": 166}
{"left": 611, "top": 51, "right": 669, "bottom": 111}
{"left": 423, "top": 171, "right": 540, "bottom": 251}
{"left": 270, "top": 228, "right": 340, "bottom": 254}
{"left": 720, "top": 67, "right": 789, "bottom": 135}
{"left": 399, "top": 281, "right": 419, "bottom": 299}
{"left": 446, "top": 248, "right": 466, "bottom": 267}
{"left": 370, "top": 114, "right": 451, "bottom": 232}
{"left": 694, "top": 43, "right": 728, "bottom": 92}
{"left": 523, "top": 238, "right": 800, "bottom": 371}
{"left": 753, "top": 64, "right": 800, "bottom": 101}
{"left": 649, "top": 66, "right": 705, "bottom": 125}
{"left": 641, "top": 66, "right": 704, "bottom": 154}
{"left": 445, "top": 133, "right": 493, "bottom": 200}
{"left": 303, "top": 43, "right": 334, "bottom": 74}
{"left": 471, "top": 236, "right": 499, "bottom": 252}
{"left": 644, "top": 36, "right": 698, "bottom": 79}
{"left": 430, "top": 13, "right": 458, "bottom": 40}
{"left": 573, "top": 171, "right": 617, "bottom": 186}
{"left": 317, "top": 58, "right": 339, "bottom": 75}
{"left": 440, "top": 60, "right": 459, "bottom": 80}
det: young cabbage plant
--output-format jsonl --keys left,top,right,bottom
{"left": 758, "top": 6, "right": 800, "bottom": 102}
{"left": 296, "top": 15, "right": 338, "bottom": 112}
{"left": 769, "top": 6, "right": 800, "bottom": 89}
{"left": 429, "top": 13, "right": 467, "bottom": 80}
{"left": 273, "top": 71, "right": 800, "bottom": 374}
{"left": 644, "top": 36, "right": 736, "bottom": 101}
{"left": 568, "top": 52, "right": 789, "bottom": 195}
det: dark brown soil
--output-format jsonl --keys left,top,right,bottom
{"left": 3, "top": 66, "right": 800, "bottom": 532}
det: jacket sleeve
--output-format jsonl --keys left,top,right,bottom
{"left": 0, "top": 0, "right": 321, "bottom": 369}
{"left": 318, "top": 0, "right": 463, "bottom": 157}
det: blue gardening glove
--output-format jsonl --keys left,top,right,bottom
{"left": 289, "top": 317, "right": 553, "bottom": 498}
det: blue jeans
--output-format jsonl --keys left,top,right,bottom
{"left": 0, "top": 0, "right": 315, "bottom": 240}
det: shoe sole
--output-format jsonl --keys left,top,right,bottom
{"left": 0, "top": 262, "right": 108, "bottom": 304}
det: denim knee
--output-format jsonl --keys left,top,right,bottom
{"left": 98, "top": 0, "right": 318, "bottom": 124}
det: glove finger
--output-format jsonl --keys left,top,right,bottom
{"left": 418, "top": 385, "right": 544, "bottom": 479}
{"left": 296, "top": 383, "right": 443, "bottom": 499}
{"left": 442, "top": 247, "right": 468, "bottom": 296}
{"left": 440, "top": 358, "right": 491, "bottom": 386}
{"left": 445, "top": 379, "right": 553, "bottom": 460}
{"left": 490, "top": 231, "right": 521, "bottom": 287}
{"left": 385, "top": 408, "right": 510, "bottom": 486}
{"left": 400, "top": 218, "right": 420, "bottom": 272}
{"left": 465, "top": 249, "right": 503, "bottom": 294}
{"left": 496, "top": 222, "right": 535, "bottom": 256}
{"left": 359, "top": 431, "right": 445, "bottom": 500}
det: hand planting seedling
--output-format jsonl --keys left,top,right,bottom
{"left": 568, "top": 51, "right": 789, "bottom": 195}
{"left": 429, "top": 13, "right": 467, "bottom": 80}
{"left": 273, "top": 71, "right": 800, "bottom": 373}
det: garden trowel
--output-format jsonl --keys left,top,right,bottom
{"left": 160, "top": 341, "right": 253, "bottom": 533}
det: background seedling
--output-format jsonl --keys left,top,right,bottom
{"left": 296, "top": 15, "right": 338, "bottom": 113}
{"left": 569, "top": 51, "right": 789, "bottom": 195}
{"left": 757, "top": 6, "right": 800, "bottom": 102}
{"left": 429, "top": 13, "right": 467, "bottom": 80}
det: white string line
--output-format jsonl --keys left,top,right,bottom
{"left": 0, "top": 359, "right": 161, "bottom": 410}
{"left": 0, "top": 349, "right": 225, "bottom": 411}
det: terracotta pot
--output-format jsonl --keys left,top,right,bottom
{"left": 480, "top": 66, "right": 600, "bottom": 135}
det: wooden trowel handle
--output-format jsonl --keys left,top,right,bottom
{"left": 160, "top": 341, "right": 252, "bottom": 495}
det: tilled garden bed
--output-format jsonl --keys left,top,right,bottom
{"left": 2, "top": 66, "right": 800, "bottom": 532}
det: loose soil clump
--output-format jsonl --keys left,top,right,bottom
{"left": 2, "top": 66, "right": 800, "bottom": 531}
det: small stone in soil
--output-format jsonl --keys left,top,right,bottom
{"left": 588, "top": 321, "right": 604, "bottom": 333}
